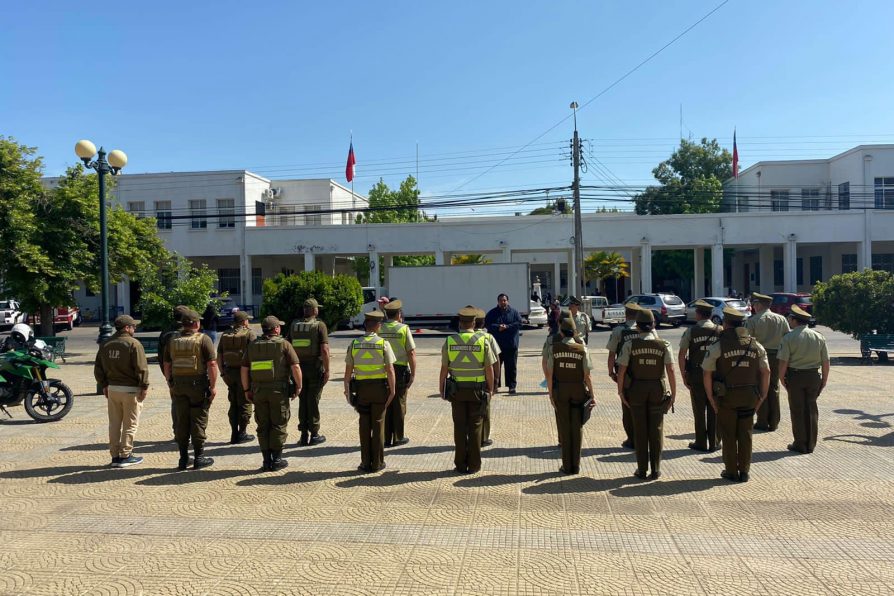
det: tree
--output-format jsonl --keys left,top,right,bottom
{"left": 813, "top": 269, "right": 894, "bottom": 338}
{"left": 138, "top": 254, "right": 220, "bottom": 330}
{"left": 355, "top": 176, "right": 429, "bottom": 224}
{"left": 634, "top": 138, "right": 732, "bottom": 215}
{"left": 584, "top": 251, "right": 629, "bottom": 300}
{"left": 529, "top": 200, "right": 571, "bottom": 215}
{"left": 451, "top": 254, "right": 492, "bottom": 265}
{"left": 261, "top": 271, "right": 363, "bottom": 331}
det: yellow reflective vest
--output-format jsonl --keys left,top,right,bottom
{"left": 351, "top": 334, "right": 387, "bottom": 380}
{"left": 447, "top": 330, "right": 486, "bottom": 383}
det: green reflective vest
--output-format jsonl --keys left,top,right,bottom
{"left": 351, "top": 334, "right": 387, "bottom": 380}
{"left": 380, "top": 320, "right": 410, "bottom": 366}
{"left": 447, "top": 330, "right": 487, "bottom": 383}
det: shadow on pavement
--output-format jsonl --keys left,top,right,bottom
{"left": 286, "top": 445, "right": 357, "bottom": 458}
{"left": 51, "top": 467, "right": 175, "bottom": 484}
{"left": 699, "top": 450, "right": 801, "bottom": 464}
{"left": 597, "top": 448, "right": 705, "bottom": 463}
{"left": 0, "top": 465, "right": 92, "bottom": 479}
{"left": 453, "top": 472, "right": 552, "bottom": 488}
{"left": 135, "top": 468, "right": 258, "bottom": 486}
{"left": 609, "top": 477, "right": 723, "bottom": 498}
{"left": 825, "top": 432, "right": 894, "bottom": 447}
{"left": 335, "top": 469, "right": 453, "bottom": 488}
{"left": 61, "top": 440, "right": 177, "bottom": 454}
{"left": 522, "top": 476, "right": 636, "bottom": 495}
{"left": 388, "top": 444, "right": 454, "bottom": 456}
{"left": 237, "top": 469, "right": 360, "bottom": 487}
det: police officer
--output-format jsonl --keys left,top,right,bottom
{"left": 616, "top": 309, "right": 675, "bottom": 480}
{"left": 606, "top": 302, "right": 641, "bottom": 449}
{"left": 702, "top": 306, "right": 770, "bottom": 482}
{"left": 163, "top": 310, "right": 218, "bottom": 471}
{"left": 440, "top": 306, "right": 497, "bottom": 474}
{"left": 344, "top": 311, "right": 396, "bottom": 473}
{"left": 567, "top": 296, "right": 590, "bottom": 345}
{"left": 745, "top": 292, "right": 790, "bottom": 432}
{"left": 159, "top": 305, "right": 190, "bottom": 438}
{"left": 217, "top": 311, "right": 257, "bottom": 444}
{"left": 241, "top": 316, "right": 302, "bottom": 471}
{"left": 778, "top": 304, "right": 830, "bottom": 454}
{"left": 94, "top": 315, "right": 149, "bottom": 468}
{"left": 380, "top": 299, "right": 416, "bottom": 448}
{"left": 287, "top": 298, "right": 330, "bottom": 447}
{"left": 543, "top": 317, "right": 595, "bottom": 474}
{"left": 474, "top": 308, "right": 500, "bottom": 447}
{"left": 677, "top": 300, "right": 722, "bottom": 452}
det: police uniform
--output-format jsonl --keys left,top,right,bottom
{"left": 475, "top": 308, "right": 500, "bottom": 447}
{"left": 568, "top": 296, "right": 590, "bottom": 345}
{"left": 242, "top": 316, "right": 300, "bottom": 471}
{"left": 617, "top": 309, "right": 673, "bottom": 479}
{"left": 778, "top": 304, "right": 830, "bottom": 454}
{"left": 158, "top": 305, "right": 190, "bottom": 435}
{"left": 679, "top": 300, "right": 722, "bottom": 451}
{"left": 745, "top": 292, "right": 790, "bottom": 431}
{"left": 217, "top": 311, "right": 257, "bottom": 444}
{"left": 164, "top": 310, "right": 217, "bottom": 470}
{"left": 346, "top": 311, "right": 396, "bottom": 472}
{"left": 94, "top": 315, "right": 149, "bottom": 467}
{"left": 702, "top": 307, "right": 769, "bottom": 482}
{"left": 287, "top": 298, "right": 330, "bottom": 446}
{"left": 442, "top": 307, "right": 498, "bottom": 474}
{"left": 380, "top": 300, "right": 416, "bottom": 447}
{"left": 543, "top": 318, "right": 593, "bottom": 474}
{"left": 607, "top": 303, "right": 642, "bottom": 449}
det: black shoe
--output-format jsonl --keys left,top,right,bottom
{"left": 193, "top": 455, "right": 214, "bottom": 470}
{"left": 309, "top": 434, "right": 326, "bottom": 446}
{"left": 787, "top": 443, "right": 806, "bottom": 454}
{"left": 738, "top": 471, "right": 750, "bottom": 483}
{"left": 358, "top": 464, "right": 371, "bottom": 473}
{"left": 234, "top": 432, "right": 254, "bottom": 444}
{"left": 508, "top": 388, "right": 517, "bottom": 395}
{"left": 481, "top": 439, "right": 493, "bottom": 447}
{"left": 688, "top": 442, "right": 709, "bottom": 452}
{"left": 768, "top": 426, "right": 778, "bottom": 432}
{"left": 559, "top": 466, "right": 578, "bottom": 475}
{"left": 622, "top": 440, "right": 635, "bottom": 450}
{"left": 453, "top": 465, "right": 467, "bottom": 474}
{"left": 754, "top": 424, "right": 770, "bottom": 431}
{"left": 384, "top": 441, "right": 393, "bottom": 448}
{"left": 177, "top": 449, "right": 189, "bottom": 471}
{"left": 721, "top": 470, "right": 738, "bottom": 482}
{"left": 633, "top": 469, "right": 648, "bottom": 479}
{"left": 466, "top": 467, "right": 480, "bottom": 474}
{"left": 261, "top": 450, "right": 272, "bottom": 471}
{"left": 649, "top": 470, "right": 661, "bottom": 480}
{"left": 393, "top": 437, "right": 410, "bottom": 447}
{"left": 571, "top": 466, "right": 580, "bottom": 475}
{"left": 708, "top": 444, "right": 719, "bottom": 452}
{"left": 269, "top": 451, "right": 288, "bottom": 471}
{"left": 370, "top": 462, "right": 387, "bottom": 473}
{"left": 299, "top": 431, "right": 309, "bottom": 447}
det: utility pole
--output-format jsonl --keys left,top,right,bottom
{"left": 570, "top": 102, "right": 585, "bottom": 298}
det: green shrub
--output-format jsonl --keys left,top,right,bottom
{"left": 138, "top": 255, "right": 220, "bottom": 331}
{"left": 813, "top": 269, "right": 894, "bottom": 338}
{"left": 261, "top": 271, "right": 363, "bottom": 330}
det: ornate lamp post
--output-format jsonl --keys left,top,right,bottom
{"left": 74, "top": 140, "right": 128, "bottom": 344}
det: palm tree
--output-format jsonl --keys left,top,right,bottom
{"left": 451, "top": 254, "right": 492, "bottom": 265}
{"left": 584, "top": 251, "right": 629, "bottom": 301}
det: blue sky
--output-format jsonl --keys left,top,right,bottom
{"left": 3, "top": 1, "right": 894, "bottom": 213}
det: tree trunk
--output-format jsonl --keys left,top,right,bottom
{"left": 38, "top": 304, "right": 55, "bottom": 337}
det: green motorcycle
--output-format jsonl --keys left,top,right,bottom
{"left": 0, "top": 342, "right": 74, "bottom": 422}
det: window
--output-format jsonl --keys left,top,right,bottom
{"left": 362, "top": 288, "right": 376, "bottom": 304}
{"left": 801, "top": 188, "right": 820, "bottom": 211}
{"left": 771, "top": 190, "right": 789, "bottom": 212}
{"left": 842, "top": 254, "right": 858, "bottom": 273}
{"left": 155, "top": 200, "right": 172, "bottom": 230}
{"left": 217, "top": 199, "right": 235, "bottom": 228}
{"left": 252, "top": 268, "right": 263, "bottom": 295}
{"left": 873, "top": 253, "right": 894, "bottom": 273}
{"left": 838, "top": 182, "right": 850, "bottom": 210}
{"left": 189, "top": 199, "right": 207, "bottom": 229}
{"left": 275, "top": 206, "right": 297, "bottom": 226}
{"left": 796, "top": 258, "right": 803, "bottom": 285}
{"left": 874, "top": 178, "right": 894, "bottom": 209}
{"left": 304, "top": 204, "right": 322, "bottom": 226}
{"left": 127, "top": 201, "right": 145, "bottom": 218}
{"left": 217, "top": 268, "right": 240, "bottom": 295}
{"left": 809, "top": 256, "right": 822, "bottom": 284}
{"left": 773, "top": 260, "right": 783, "bottom": 286}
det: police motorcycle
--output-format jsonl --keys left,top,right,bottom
{"left": 0, "top": 323, "right": 74, "bottom": 422}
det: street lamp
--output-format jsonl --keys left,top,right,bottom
{"left": 75, "top": 139, "right": 128, "bottom": 344}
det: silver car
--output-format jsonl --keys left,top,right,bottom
{"left": 685, "top": 297, "right": 751, "bottom": 324}
{"left": 624, "top": 293, "right": 686, "bottom": 327}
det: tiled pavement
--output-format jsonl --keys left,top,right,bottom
{"left": 1, "top": 340, "right": 893, "bottom": 595}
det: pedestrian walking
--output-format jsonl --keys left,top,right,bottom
{"left": 485, "top": 293, "right": 521, "bottom": 394}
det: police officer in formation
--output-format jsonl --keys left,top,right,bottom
{"left": 163, "top": 310, "right": 218, "bottom": 470}
{"left": 287, "top": 298, "right": 330, "bottom": 447}
{"left": 440, "top": 306, "right": 497, "bottom": 474}
{"left": 344, "top": 310, "right": 396, "bottom": 473}
{"left": 615, "top": 308, "right": 675, "bottom": 480}
{"left": 778, "top": 304, "right": 830, "bottom": 454}
{"left": 567, "top": 296, "right": 590, "bottom": 345}
{"left": 745, "top": 292, "right": 790, "bottom": 432}
{"left": 380, "top": 300, "right": 416, "bottom": 447}
{"left": 158, "top": 304, "right": 190, "bottom": 438}
{"left": 543, "top": 316, "right": 595, "bottom": 474}
{"left": 678, "top": 300, "right": 722, "bottom": 452}
{"left": 702, "top": 306, "right": 769, "bottom": 482}
{"left": 241, "top": 316, "right": 302, "bottom": 471}
{"left": 474, "top": 308, "right": 500, "bottom": 447}
{"left": 606, "top": 302, "right": 641, "bottom": 449}
{"left": 217, "top": 311, "right": 257, "bottom": 444}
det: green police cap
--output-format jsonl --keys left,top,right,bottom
{"left": 568, "top": 296, "right": 582, "bottom": 306}
{"left": 233, "top": 311, "right": 251, "bottom": 323}
{"left": 722, "top": 306, "right": 745, "bottom": 322}
{"left": 364, "top": 310, "right": 385, "bottom": 321}
{"left": 625, "top": 302, "right": 641, "bottom": 315}
{"left": 303, "top": 298, "right": 321, "bottom": 309}
{"left": 114, "top": 315, "right": 139, "bottom": 329}
{"left": 789, "top": 304, "right": 811, "bottom": 322}
{"left": 751, "top": 292, "right": 772, "bottom": 305}
{"left": 694, "top": 299, "right": 714, "bottom": 315}
{"left": 636, "top": 309, "right": 655, "bottom": 324}
{"left": 181, "top": 310, "right": 201, "bottom": 325}
{"left": 382, "top": 299, "right": 403, "bottom": 312}
{"left": 458, "top": 306, "right": 478, "bottom": 320}
{"left": 261, "top": 315, "right": 285, "bottom": 331}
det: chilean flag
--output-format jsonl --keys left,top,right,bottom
{"left": 345, "top": 141, "right": 356, "bottom": 183}
{"left": 732, "top": 129, "right": 739, "bottom": 179}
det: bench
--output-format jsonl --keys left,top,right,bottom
{"left": 35, "top": 336, "right": 67, "bottom": 363}
{"left": 860, "top": 334, "right": 894, "bottom": 363}
{"left": 136, "top": 337, "right": 160, "bottom": 356}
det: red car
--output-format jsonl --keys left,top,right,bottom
{"left": 770, "top": 293, "right": 816, "bottom": 327}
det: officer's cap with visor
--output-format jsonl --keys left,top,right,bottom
{"left": 722, "top": 306, "right": 745, "bottom": 322}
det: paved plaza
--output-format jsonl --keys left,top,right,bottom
{"left": 1, "top": 326, "right": 893, "bottom": 595}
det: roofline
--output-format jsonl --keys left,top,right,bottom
{"left": 728, "top": 143, "right": 894, "bottom": 183}
{"left": 114, "top": 169, "right": 272, "bottom": 184}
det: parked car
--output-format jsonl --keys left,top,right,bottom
{"left": 770, "top": 293, "right": 817, "bottom": 327}
{"left": 0, "top": 300, "right": 25, "bottom": 329}
{"left": 685, "top": 297, "right": 751, "bottom": 324}
{"left": 524, "top": 300, "right": 548, "bottom": 328}
{"left": 581, "top": 296, "right": 625, "bottom": 329}
{"left": 625, "top": 293, "right": 686, "bottom": 327}
{"left": 214, "top": 296, "right": 241, "bottom": 329}
{"left": 29, "top": 306, "right": 80, "bottom": 331}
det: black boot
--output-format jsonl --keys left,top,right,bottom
{"left": 229, "top": 428, "right": 240, "bottom": 444}
{"left": 299, "top": 431, "right": 309, "bottom": 447}
{"left": 235, "top": 424, "right": 255, "bottom": 444}
{"left": 193, "top": 447, "right": 214, "bottom": 470}
{"left": 270, "top": 450, "right": 288, "bottom": 471}
{"left": 261, "top": 450, "right": 272, "bottom": 471}
{"left": 177, "top": 447, "right": 189, "bottom": 471}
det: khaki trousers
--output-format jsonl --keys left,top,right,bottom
{"left": 108, "top": 389, "right": 143, "bottom": 458}
{"left": 786, "top": 369, "right": 822, "bottom": 452}
{"left": 756, "top": 351, "right": 781, "bottom": 429}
